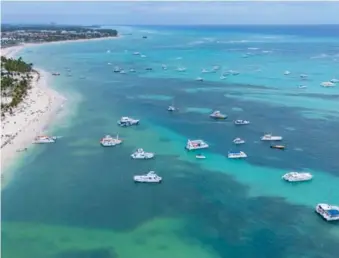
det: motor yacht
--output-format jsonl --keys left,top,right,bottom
{"left": 321, "top": 81, "right": 335, "bottom": 87}
{"left": 315, "top": 203, "right": 339, "bottom": 221}
{"left": 196, "top": 77, "right": 204, "bottom": 81}
{"left": 117, "top": 117, "right": 140, "bottom": 127}
{"left": 100, "top": 134, "right": 122, "bottom": 147}
{"left": 284, "top": 71, "right": 291, "bottom": 75}
{"left": 261, "top": 134, "right": 283, "bottom": 141}
{"left": 131, "top": 148, "right": 155, "bottom": 159}
{"left": 270, "top": 145, "right": 285, "bottom": 150}
{"left": 234, "top": 120, "right": 250, "bottom": 125}
{"left": 282, "top": 172, "right": 313, "bottom": 182}
{"left": 134, "top": 171, "right": 162, "bottom": 183}
{"left": 186, "top": 139, "right": 209, "bottom": 151}
{"left": 233, "top": 138, "right": 245, "bottom": 145}
{"left": 228, "top": 151, "right": 247, "bottom": 159}
{"left": 33, "top": 136, "right": 57, "bottom": 144}
{"left": 210, "top": 110, "right": 227, "bottom": 119}
{"left": 196, "top": 154, "right": 206, "bottom": 159}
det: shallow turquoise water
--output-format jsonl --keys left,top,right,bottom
{"left": 2, "top": 25, "right": 339, "bottom": 258}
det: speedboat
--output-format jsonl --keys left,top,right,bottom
{"left": 210, "top": 110, "right": 227, "bottom": 119}
{"left": 315, "top": 203, "right": 339, "bottom": 221}
{"left": 228, "top": 151, "right": 247, "bottom": 159}
{"left": 282, "top": 172, "right": 313, "bottom": 182}
{"left": 131, "top": 148, "right": 155, "bottom": 159}
{"left": 33, "top": 136, "right": 56, "bottom": 144}
{"left": 270, "top": 145, "right": 285, "bottom": 150}
{"left": 196, "top": 154, "right": 206, "bottom": 159}
{"left": 261, "top": 134, "right": 283, "bottom": 141}
{"left": 196, "top": 77, "right": 204, "bottom": 81}
{"left": 321, "top": 81, "right": 335, "bottom": 87}
{"left": 330, "top": 78, "right": 339, "bottom": 83}
{"left": 134, "top": 171, "right": 162, "bottom": 183}
{"left": 233, "top": 138, "right": 245, "bottom": 145}
{"left": 284, "top": 71, "right": 291, "bottom": 75}
{"left": 186, "top": 139, "right": 209, "bottom": 151}
{"left": 117, "top": 117, "right": 140, "bottom": 127}
{"left": 234, "top": 120, "right": 250, "bottom": 125}
{"left": 100, "top": 134, "right": 122, "bottom": 147}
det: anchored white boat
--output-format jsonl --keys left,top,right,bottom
{"left": 120, "top": 70, "right": 126, "bottom": 74}
{"left": 162, "top": 64, "right": 167, "bottom": 70}
{"left": 33, "top": 136, "right": 57, "bottom": 144}
{"left": 210, "top": 110, "right": 227, "bottom": 119}
{"left": 228, "top": 70, "right": 240, "bottom": 76}
{"left": 133, "top": 52, "right": 140, "bottom": 55}
{"left": 228, "top": 151, "right": 247, "bottom": 159}
{"left": 300, "top": 74, "right": 308, "bottom": 79}
{"left": 201, "top": 69, "right": 211, "bottom": 73}
{"left": 117, "top": 117, "right": 140, "bottom": 127}
{"left": 186, "top": 139, "right": 209, "bottom": 151}
{"left": 196, "top": 154, "right": 206, "bottom": 159}
{"left": 261, "top": 134, "right": 283, "bottom": 141}
{"left": 321, "top": 81, "right": 335, "bottom": 87}
{"left": 196, "top": 77, "right": 204, "bottom": 81}
{"left": 315, "top": 203, "right": 339, "bottom": 221}
{"left": 233, "top": 138, "right": 245, "bottom": 145}
{"left": 282, "top": 172, "right": 313, "bottom": 182}
{"left": 299, "top": 85, "right": 307, "bottom": 89}
{"left": 234, "top": 120, "right": 250, "bottom": 125}
{"left": 131, "top": 148, "right": 155, "bottom": 159}
{"left": 168, "top": 105, "right": 177, "bottom": 112}
{"left": 134, "top": 171, "right": 162, "bottom": 183}
{"left": 284, "top": 71, "right": 291, "bottom": 75}
{"left": 177, "top": 67, "right": 186, "bottom": 72}
{"left": 100, "top": 135, "right": 122, "bottom": 147}
{"left": 113, "top": 66, "right": 121, "bottom": 73}
{"left": 129, "top": 69, "right": 136, "bottom": 73}
{"left": 330, "top": 78, "right": 339, "bottom": 83}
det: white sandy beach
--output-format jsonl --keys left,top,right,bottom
{"left": 0, "top": 37, "right": 120, "bottom": 176}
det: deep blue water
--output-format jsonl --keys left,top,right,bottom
{"left": 2, "top": 25, "right": 339, "bottom": 258}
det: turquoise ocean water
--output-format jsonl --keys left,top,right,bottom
{"left": 2, "top": 25, "right": 339, "bottom": 258}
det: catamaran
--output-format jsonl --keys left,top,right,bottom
{"left": 185, "top": 139, "right": 209, "bottom": 151}
{"left": 117, "top": 117, "right": 140, "bottom": 127}
{"left": 210, "top": 110, "right": 227, "bottom": 119}
{"left": 282, "top": 172, "right": 313, "bottom": 182}
{"left": 100, "top": 134, "right": 122, "bottom": 147}
{"left": 134, "top": 171, "right": 162, "bottom": 183}
{"left": 228, "top": 151, "right": 247, "bottom": 159}
{"left": 131, "top": 148, "right": 155, "bottom": 159}
{"left": 261, "top": 134, "right": 283, "bottom": 141}
{"left": 315, "top": 203, "right": 339, "bottom": 221}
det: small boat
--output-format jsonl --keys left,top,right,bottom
{"left": 330, "top": 78, "right": 339, "bottom": 83}
{"left": 284, "top": 71, "right": 291, "bottom": 75}
{"left": 141, "top": 55, "right": 147, "bottom": 58}
{"left": 129, "top": 69, "right": 136, "bottom": 73}
{"left": 210, "top": 110, "right": 227, "bottom": 119}
{"left": 298, "top": 85, "right": 307, "bottom": 89}
{"left": 196, "top": 154, "right": 206, "bottom": 159}
{"left": 142, "top": 36, "right": 147, "bottom": 39}
{"left": 234, "top": 120, "right": 250, "bottom": 125}
{"left": 145, "top": 67, "right": 153, "bottom": 71}
{"left": 228, "top": 151, "right": 247, "bottom": 159}
{"left": 201, "top": 69, "right": 210, "bottom": 73}
{"left": 186, "top": 139, "right": 209, "bottom": 151}
{"left": 133, "top": 52, "right": 141, "bottom": 55}
{"left": 113, "top": 66, "right": 121, "bottom": 73}
{"left": 282, "top": 172, "right": 313, "bottom": 182}
{"left": 107, "top": 62, "right": 112, "bottom": 65}
{"left": 270, "top": 145, "right": 285, "bottom": 150}
{"left": 300, "top": 74, "right": 308, "bottom": 79}
{"left": 117, "top": 117, "right": 140, "bottom": 127}
{"left": 131, "top": 148, "right": 155, "bottom": 159}
{"left": 134, "top": 171, "right": 162, "bottom": 183}
{"left": 196, "top": 77, "right": 204, "bottom": 81}
{"left": 233, "top": 138, "right": 245, "bottom": 145}
{"left": 120, "top": 70, "right": 126, "bottom": 74}
{"left": 100, "top": 134, "right": 122, "bottom": 147}
{"left": 106, "top": 50, "right": 111, "bottom": 53}
{"left": 228, "top": 70, "right": 240, "bottom": 75}
{"left": 52, "top": 72, "right": 60, "bottom": 76}
{"left": 220, "top": 75, "right": 227, "bottom": 80}
{"left": 321, "top": 81, "right": 335, "bottom": 87}
{"left": 315, "top": 203, "right": 339, "bottom": 221}
{"left": 261, "top": 134, "right": 283, "bottom": 141}
{"left": 168, "top": 105, "right": 177, "bottom": 112}
{"left": 33, "top": 136, "right": 57, "bottom": 144}
{"left": 177, "top": 67, "right": 186, "bottom": 72}
{"left": 162, "top": 64, "right": 167, "bottom": 70}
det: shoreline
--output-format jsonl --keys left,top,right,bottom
{"left": 0, "top": 36, "right": 120, "bottom": 58}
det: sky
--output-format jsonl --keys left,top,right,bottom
{"left": 1, "top": 1, "right": 339, "bottom": 25}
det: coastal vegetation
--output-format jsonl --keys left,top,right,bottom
{"left": 1, "top": 24, "right": 118, "bottom": 47}
{"left": 1, "top": 56, "right": 33, "bottom": 117}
